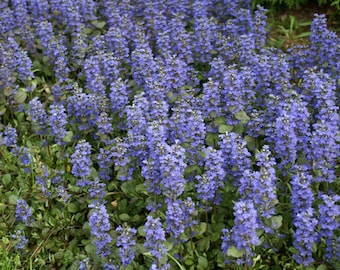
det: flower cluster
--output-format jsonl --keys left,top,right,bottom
{"left": 222, "top": 199, "right": 260, "bottom": 266}
{"left": 0, "top": 1, "right": 339, "bottom": 269}
{"left": 116, "top": 225, "right": 137, "bottom": 266}
{"left": 71, "top": 139, "right": 92, "bottom": 180}
{"left": 88, "top": 201, "right": 112, "bottom": 258}
{"left": 144, "top": 216, "right": 168, "bottom": 267}
{"left": 15, "top": 199, "right": 33, "bottom": 226}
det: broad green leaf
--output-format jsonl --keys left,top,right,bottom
{"left": 121, "top": 181, "right": 134, "bottom": 194}
{"left": 218, "top": 124, "right": 233, "bottom": 134}
{"left": 234, "top": 111, "right": 250, "bottom": 124}
{"left": 184, "top": 255, "right": 195, "bottom": 266}
{"left": 197, "top": 222, "right": 207, "bottom": 235}
{"left": 0, "top": 106, "right": 6, "bottom": 115}
{"left": 205, "top": 133, "right": 218, "bottom": 147}
{"left": 135, "top": 184, "right": 148, "bottom": 195}
{"left": 214, "top": 116, "right": 226, "bottom": 125}
{"left": 271, "top": 215, "right": 283, "bottom": 229}
{"left": 92, "top": 20, "right": 106, "bottom": 29}
{"left": 119, "top": 213, "right": 130, "bottom": 221}
{"left": 198, "top": 256, "right": 208, "bottom": 268}
{"left": 227, "top": 246, "right": 244, "bottom": 258}
{"left": 85, "top": 243, "right": 97, "bottom": 256}
{"left": 316, "top": 264, "right": 328, "bottom": 270}
{"left": 67, "top": 203, "right": 79, "bottom": 213}
{"left": 14, "top": 90, "right": 27, "bottom": 103}
{"left": 63, "top": 131, "right": 74, "bottom": 143}
{"left": 9, "top": 194, "right": 19, "bottom": 204}
{"left": 4, "top": 87, "right": 13, "bottom": 96}
{"left": 233, "top": 123, "right": 244, "bottom": 134}
{"left": 2, "top": 174, "right": 11, "bottom": 186}
{"left": 137, "top": 225, "right": 146, "bottom": 237}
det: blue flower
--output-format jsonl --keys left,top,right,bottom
{"left": 88, "top": 201, "right": 112, "bottom": 258}
{"left": 49, "top": 103, "right": 68, "bottom": 145}
{"left": 116, "top": 225, "right": 137, "bottom": 266}
{"left": 144, "top": 216, "right": 167, "bottom": 262}
{"left": 15, "top": 199, "right": 33, "bottom": 226}
{"left": 71, "top": 139, "right": 92, "bottom": 179}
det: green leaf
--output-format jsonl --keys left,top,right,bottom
{"left": 4, "top": 87, "right": 13, "bottom": 96}
{"left": 92, "top": 20, "right": 106, "bottom": 29}
{"left": 85, "top": 243, "right": 97, "bottom": 256}
{"left": 205, "top": 133, "right": 218, "bottom": 147}
{"left": 198, "top": 256, "right": 208, "bottom": 268}
{"left": 218, "top": 124, "right": 233, "bottom": 134}
{"left": 234, "top": 111, "right": 250, "bottom": 124}
{"left": 316, "top": 264, "right": 328, "bottom": 270}
{"left": 2, "top": 174, "right": 11, "bottom": 186}
{"left": 214, "top": 116, "right": 226, "bottom": 125}
{"left": 196, "top": 222, "right": 207, "bottom": 236}
{"left": 184, "top": 255, "right": 195, "bottom": 266}
{"left": 271, "top": 215, "right": 283, "bottom": 229}
{"left": 121, "top": 181, "right": 135, "bottom": 194}
{"left": 63, "top": 131, "right": 74, "bottom": 143}
{"left": 167, "top": 253, "right": 186, "bottom": 270}
{"left": 227, "top": 246, "right": 244, "bottom": 258}
{"left": 119, "top": 213, "right": 130, "bottom": 221}
{"left": 137, "top": 225, "right": 146, "bottom": 237}
{"left": 0, "top": 106, "right": 6, "bottom": 115}
{"left": 135, "top": 184, "right": 148, "bottom": 195}
{"left": 14, "top": 90, "right": 27, "bottom": 104}
{"left": 295, "top": 31, "right": 311, "bottom": 38}
{"left": 67, "top": 203, "right": 79, "bottom": 213}
{"left": 233, "top": 123, "right": 244, "bottom": 134}
{"left": 9, "top": 194, "right": 19, "bottom": 204}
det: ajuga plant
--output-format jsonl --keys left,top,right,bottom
{"left": 0, "top": 1, "right": 339, "bottom": 270}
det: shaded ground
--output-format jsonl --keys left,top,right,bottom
{"left": 264, "top": 2, "right": 340, "bottom": 49}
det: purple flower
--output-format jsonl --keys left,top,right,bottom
{"left": 169, "top": 97, "right": 206, "bottom": 165}
{"left": 165, "top": 198, "right": 197, "bottom": 239}
{"left": 293, "top": 208, "right": 318, "bottom": 267}
{"left": 253, "top": 146, "right": 278, "bottom": 219}
{"left": 159, "top": 142, "right": 187, "bottom": 199}
{"left": 67, "top": 83, "right": 101, "bottom": 131}
{"left": 106, "top": 26, "right": 130, "bottom": 61}
{"left": 291, "top": 165, "right": 317, "bottom": 266}
{"left": 318, "top": 192, "right": 340, "bottom": 261}
{"left": 195, "top": 147, "right": 225, "bottom": 204}
{"left": 192, "top": 15, "right": 217, "bottom": 63}
{"left": 96, "top": 147, "right": 113, "bottom": 181}
{"left": 144, "top": 216, "right": 167, "bottom": 262}
{"left": 15, "top": 199, "right": 33, "bottom": 226}
{"left": 309, "top": 14, "right": 339, "bottom": 75}
{"left": 79, "top": 257, "right": 90, "bottom": 270}
{"left": 0, "top": 7, "right": 15, "bottom": 35}
{"left": 274, "top": 112, "right": 298, "bottom": 168}
{"left": 218, "top": 132, "right": 251, "bottom": 183}
{"left": 49, "top": 103, "right": 68, "bottom": 144}
{"left": 88, "top": 201, "right": 112, "bottom": 258}
{"left": 88, "top": 178, "right": 106, "bottom": 199}
{"left": 222, "top": 199, "right": 260, "bottom": 266}
{"left": 253, "top": 6, "right": 267, "bottom": 49}
{"left": 96, "top": 112, "right": 113, "bottom": 135}
{"left": 116, "top": 225, "right": 137, "bottom": 266}
{"left": 28, "top": 97, "right": 48, "bottom": 135}
{"left": 12, "top": 230, "right": 28, "bottom": 250}
{"left": 71, "top": 140, "right": 92, "bottom": 179}
{"left": 109, "top": 78, "right": 130, "bottom": 116}
{"left": 0, "top": 124, "right": 18, "bottom": 147}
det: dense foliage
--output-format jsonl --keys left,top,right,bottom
{"left": 0, "top": 0, "right": 339, "bottom": 269}
{"left": 251, "top": 0, "right": 340, "bottom": 10}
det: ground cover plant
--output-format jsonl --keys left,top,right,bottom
{"left": 0, "top": 0, "right": 339, "bottom": 269}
